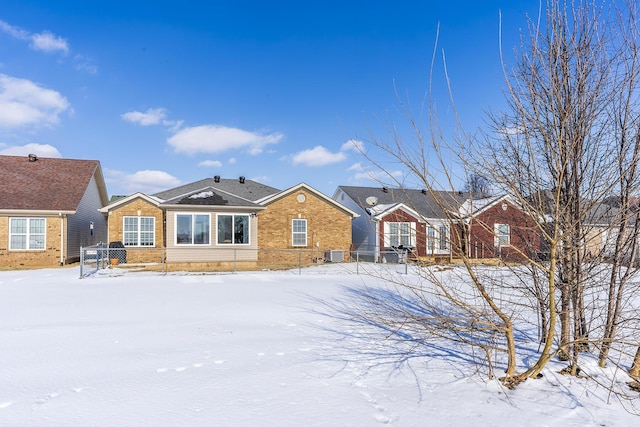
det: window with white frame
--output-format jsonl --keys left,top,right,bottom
{"left": 494, "top": 223, "right": 511, "bottom": 247}
{"left": 427, "top": 225, "right": 449, "bottom": 252}
{"left": 439, "top": 225, "right": 449, "bottom": 250}
{"left": 292, "top": 219, "right": 307, "bottom": 246}
{"left": 217, "top": 214, "right": 249, "bottom": 245}
{"left": 176, "top": 214, "right": 210, "bottom": 245}
{"left": 9, "top": 218, "right": 46, "bottom": 250}
{"left": 123, "top": 216, "right": 155, "bottom": 246}
{"left": 427, "top": 226, "right": 436, "bottom": 252}
{"left": 384, "top": 222, "right": 415, "bottom": 247}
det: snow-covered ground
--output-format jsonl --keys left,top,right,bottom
{"left": 0, "top": 263, "right": 638, "bottom": 426}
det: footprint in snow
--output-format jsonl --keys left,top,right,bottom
{"left": 156, "top": 368, "right": 168, "bottom": 373}
{"left": 174, "top": 367, "right": 187, "bottom": 372}
{"left": 35, "top": 392, "right": 60, "bottom": 404}
{"left": 213, "top": 360, "right": 225, "bottom": 364}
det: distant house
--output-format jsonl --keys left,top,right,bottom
{"left": 334, "top": 185, "right": 539, "bottom": 262}
{"left": 0, "top": 154, "right": 109, "bottom": 267}
{"left": 99, "top": 177, "right": 358, "bottom": 269}
{"left": 457, "top": 194, "right": 540, "bottom": 261}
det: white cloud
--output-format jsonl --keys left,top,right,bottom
{"left": 198, "top": 160, "right": 223, "bottom": 168}
{"left": 105, "top": 169, "right": 181, "bottom": 195}
{"left": 167, "top": 125, "right": 283, "bottom": 155}
{"left": 31, "top": 31, "right": 69, "bottom": 54}
{"left": 0, "top": 143, "right": 62, "bottom": 157}
{"left": 341, "top": 139, "right": 365, "bottom": 153}
{"left": 0, "top": 20, "right": 68, "bottom": 54}
{"left": 292, "top": 145, "right": 346, "bottom": 167}
{"left": 347, "top": 162, "right": 364, "bottom": 171}
{"left": 0, "top": 74, "right": 70, "bottom": 128}
{"left": 0, "top": 20, "right": 29, "bottom": 40}
{"left": 121, "top": 108, "right": 168, "bottom": 126}
{"left": 228, "top": 157, "right": 237, "bottom": 165}
{"left": 74, "top": 55, "right": 98, "bottom": 74}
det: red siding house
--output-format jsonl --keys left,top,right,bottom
{"left": 334, "top": 186, "right": 540, "bottom": 262}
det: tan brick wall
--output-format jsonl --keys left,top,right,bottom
{"left": 0, "top": 215, "right": 66, "bottom": 268}
{"left": 107, "top": 199, "right": 165, "bottom": 248}
{"left": 258, "top": 189, "right": 353, "bottom": 263}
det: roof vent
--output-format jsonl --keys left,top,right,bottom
{"left": 382, "top": 187, "right": 389, "bottom": 193}
{"left": 421, "top": 189, "right": 427, "bottom": 194}
{"left": 239, "top": 176, "right": 245, "bottom": 184}
{"left": 28, "top": 154, "right": 38, "bottom": 162}
{"left": 214, "top": 175, "right": 220, "bottom": 183}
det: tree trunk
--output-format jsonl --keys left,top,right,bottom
{"left": 629, "top": 346, "right": 640, "bottom": 380}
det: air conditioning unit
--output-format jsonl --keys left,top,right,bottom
{"left": 324, "top": 250, "right": 344, "bottom": 263}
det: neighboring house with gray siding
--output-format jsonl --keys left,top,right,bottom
{"left": 0, "top": 154, "right": 109, "bottom": 267}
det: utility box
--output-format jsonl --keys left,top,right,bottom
{"left": 324, "top": 250, "right": 344, "bottom": 263}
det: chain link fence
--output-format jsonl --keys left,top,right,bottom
{"left": 79, "top": 244, "right": 422, "bottom": 278}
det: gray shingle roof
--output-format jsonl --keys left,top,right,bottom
{"left": 162, "top": 186, "right": 264, "bottom": 207}
{"left": 337, "top": 185, "right": 471, "bottom": 219}
{"left": 153, "top": 178, "right": 280, "bottom": 203}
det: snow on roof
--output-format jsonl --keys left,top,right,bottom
{"left": 366, "top": 203, "right": 398, "bottom": 216}
{"left": 189, "top": 191, "right": 215, "bottom": 199}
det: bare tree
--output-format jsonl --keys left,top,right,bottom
{"left": 355, "top": 0, "right": 640, "bottom": 393}
{"left": 463, "top": 173, "right": 492, "bottom": 197}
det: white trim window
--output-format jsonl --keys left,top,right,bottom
{"left": 9, "top": 217, "right": 46, "bottom": 250}
{"left": 123, "top": 216, "right": 155, "bottom": 246}
{"left": 439, "top": 225, "right": 449, "bottom": 250}
{"left": 292, "top": 219, "right": 307, "bottom": 247}
{"left": 427, "top": 224, "right": 449, "bottom": 253}
{"left": 494, "top": 223, "right": 511, "bottom": 247}
{"left": 384, "top": 222, "right": 416, "bottom": 247}
{"left": 217, "top": 214, "right": 250, "bottom": 245}
{"left": 427, "top": 226, "right": 436, "bottom": 252}
{"left": 176, "top": 213, "right": 210, "bottom": 245}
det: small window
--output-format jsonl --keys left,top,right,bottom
{"left": 176, "top": 214, "right": 210, "bottom": 245}
{"left": 495, "top": 223, "right": 511, "bottom": 247}
{"left": 292, "top": 219, "right": 307, "bottom": 246}
{"left": 427, "top": 227, "right": 436, "bottom": 252}
{"left": 439, "top": 225, "right": 448, "bottom": 250}
{"left": 123, "top": 216, "right": 155, "bottom": 246}
{"left": 427, "top": 225, "right": 449, "bottom": 252}
{"left": 9, "top": 218, "right": 46, "bottom": 250}
{"left": 217, "top": 214, "right": 249, "bottom": 245}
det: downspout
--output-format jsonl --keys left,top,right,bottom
{"left": 59, "top": 213, "right": 64, "bottom": 266}
{"left": 374, "top": 218, "right": 380, "bottom": 263}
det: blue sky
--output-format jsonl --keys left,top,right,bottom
{"left": 0, "top": 1, "right": 540, "bottom": 197}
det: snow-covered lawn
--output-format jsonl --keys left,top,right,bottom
{"left": 0, "top": 264, "right": 638, "bottom": 426}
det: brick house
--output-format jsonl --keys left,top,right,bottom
{"left": 258, "top": 183, "right": 358, "bottom": 264}
{"left": 0, "top": 154, "right": 108, "bottom": 268}
{"left": 458, "top": 194, "right": 541, "bottom": 261}
{"left": 334, "top": 186, "right": 539, "bottom": 262}
{"left": 99, "top": 177, "right": 357, "bottom": 269}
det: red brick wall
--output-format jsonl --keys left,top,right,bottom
{"left": 468, "top": 201, "right": 540, "bottom": 261}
